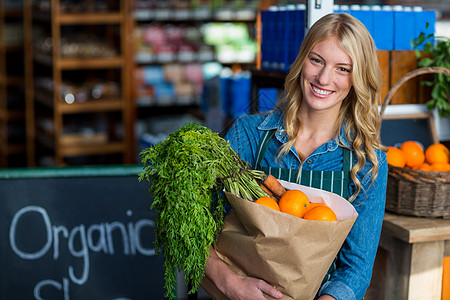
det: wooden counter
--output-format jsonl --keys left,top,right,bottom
{"left": 366, "top": 212, "right": 450, "bottom": 300}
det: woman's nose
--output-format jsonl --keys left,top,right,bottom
{"left": 317, "top": 67, "right": 332, "bottom": 85}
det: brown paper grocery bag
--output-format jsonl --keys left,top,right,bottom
{"left": 201, "top": 181, "right": 358, "bottom": 300}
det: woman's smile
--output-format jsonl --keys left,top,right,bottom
{"left": 310, "top": 83, "right": 334, "bottom": 97}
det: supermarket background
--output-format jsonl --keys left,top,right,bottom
{"left": 0, "top": 1, "right": 449, "bottom": 300}
{"left": 0, "top": 0, "right": 449, "bottom": 168}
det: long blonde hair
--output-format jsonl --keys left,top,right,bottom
{"left": 276, "top": 13, "right": 386, "bottom": 201}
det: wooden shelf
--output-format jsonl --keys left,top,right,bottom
{"left": 60, "top": 141, "right": 126, "bottom": 157}
{"left": 35, "top": 53, "right": 124, "bottom": 69}
{"left": 0, "top": 142, "right": 26, "bottom": 155}
{"left": 134, "top": 8, "right": 256, "bottom": 22}
{"left": 35, "top": 127, "right": 126, "bottom": 157}
{"left": 57, "top": 57, "right": 124, "bottom": 69}
{"left": 57, "top": 12, "right": 123, "bottom": 25}
{"left": 0, "top": 74, "right": 24, "bottom": 87}
{"left": 28, "top": 0, "right": 133, "bottom": 166}
{"left": 35, "top": 85, "right": 124, "bottom": 113}
{"left": 58, "top": 99, "right": 124, "bottom": 114}
{"left": 34, "top": 10, "right": 123, "bottom": 25}
{"left": 0, "top": 0, "right": 28, "bottom": 167}
{"left": 0, "top": 109, "right": 25, "bottom": 121}
{"left": 1, "top": 43, "right": 24, "bottom": 52}
{"left": 3, "top": 8, "right": 23, "bottom": 18}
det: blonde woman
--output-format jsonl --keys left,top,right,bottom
{"left": 205, "top": 13, "right": 388, "bottom": 300}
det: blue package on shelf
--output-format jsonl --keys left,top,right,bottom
{"left": 260, "top": 9, "right": 273, "bottom": 70}
{"left": 220, "top": 75, "right": 233, "bottom": 118}
{"left": 143, "top": 66, "right": 165, "bottom": 85}
{"left": 258, "top": 88, "right": 278, "bottom": 112}
{"left": 349, "top": 5, "right": 373, "bottom": 36}
{"left": 154, "top": 83, "right": 175, "bottom": 103}
{"left": 393, "top": 6, "right": 415, "bottom": 50}
{"left": 276, "top": 6, "right": 287, "bottom": 72}
{"left": 201, "top": 76, "right": 226, "bottom": 133}
{"left": 414, "top": 8, "right": 436, "bottom": 49}
{"left": 372, "top": 5, "right": 394, "bottom": 50}
{"left": 230, "top": 75, "right": 251, "bottom": 119}
{"left": 272, "top": 7, "right": 283, "bottom": 71}
{"left": 261, "top": 5, "right": 306, "bottom": 72}
{"left": 280, "top": 5, "right": 296, "bottom": 72}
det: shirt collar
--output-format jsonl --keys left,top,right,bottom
{"left": 257, "top": 110, "right": 353, "bottom": 150}
{"left": 257, "top": 110, "right": 284, "bottom": 131}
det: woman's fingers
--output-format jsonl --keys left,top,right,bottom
{"left": 257, "top": 280, "right": 284, "bottom": 299}
{"left": 225, "top": 276, "right": 283, "bottom": 300}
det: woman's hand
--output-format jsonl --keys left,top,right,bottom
{"left": 204, "top": 247, "right": 283, "bottom": 300}
{"left": 223, "top": 274, "right": 283, "bottom": 300}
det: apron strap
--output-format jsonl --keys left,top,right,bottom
{"left": 254, "top": 130, "right": 275, "bottom": 168}
{"left": 343, "top": 147, "right": 353, "bottom": 171}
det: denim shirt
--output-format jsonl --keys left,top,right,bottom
{"left": 224, "top": 110, "right": 388, "bottom": 300}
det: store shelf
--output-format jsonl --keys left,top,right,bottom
{"left": 0, "top": 0, "right": 28, "bottom": 167}
{"left": 3, "top": 7, "right": 22, "bottom": 17}
{"left": 134, "top": 8, "right": 256, "bottom": 22}
{"left": 132, "top": 2, "right": 259, "bottom": 142}
{"left": 0, "top": 74, "right": 24, "bottom": 87}
{"left": 0, "top": 109, "right": 25, "bottom": 121}
{"left": 35, "top": 92, "right": 124, "bottom": 113}
{"left": 57, "top": 12, "right": 123, "bottom": 24}
{"left": 0, "top": 142, "right": 27, "bottom": 155}
{"left": 28, "top": 0, "right": 133, "bottom": 166}
{"left": 34, "top": 53, "right": 124, "bottom": 69}
{"left": 35, "top": 126, "right": 125, "bottom": 157}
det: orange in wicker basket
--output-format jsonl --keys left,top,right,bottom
{"left": 380, "top": 67, "right": 450, "bottom": 219}
{"left": 400, "top": 141, "right": 425, "bottom": 169}
{"left": 386, "top": 146, "right": 406, "bottom": 168}
{"left": 425, "top": 143, "right": 450, "bottom": 165}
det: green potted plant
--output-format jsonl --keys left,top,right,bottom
{"left": 413, "top": 27, "right": 450, "bottom": 117}
{"left": 413, "top": 26, "right": 450, "bottom": 141}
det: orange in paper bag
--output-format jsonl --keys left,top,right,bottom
{"left": 279, "top": 189, "right": 311, "bottom": 218}
{"left": 200, "top": 180, "right": 358, "bottom": 300}
{"left": 255, "top": 196, "right": 280, "bottom": 211}
{"left": 304, "top": 205, "right": 337, "bottom": 221}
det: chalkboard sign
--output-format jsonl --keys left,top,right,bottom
{"left": 380, "top": 113, "right": 438, "bottom": 148}
{"left": 0, "top": 165, "right": 165, "bottom": 300}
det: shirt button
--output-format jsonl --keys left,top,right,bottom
{"left": 306, "top": 159, "right": 313, "bottom": 164}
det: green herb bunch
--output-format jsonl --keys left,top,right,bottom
{"left": 413, "top": 27, "right": 450, "bottom": 117}
{"left": 138, "top": 122, "right": 267, "bottom": 299}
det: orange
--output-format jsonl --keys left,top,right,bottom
{"left": 419, "top": 163, "right": 432, "bottom": 171}
{"left": 430, "top": 163, "right": 450, "bottom": 172}
{"left": 400, "top": 141, "right": 425, "bottom": 169}
{"left": 279, "top": 190, "right": 310, "bottom": 218}
{"left": 425, "top": 143, "right": 449, "bottom": 165}
{"left": 386, "top": 146, "right": 406, "bottom": 168}
{"left": 254, "top": 196, "right": 280, "bottom": 211}
{"left": 303, "top": 205, "right": 337, "bottom": 221}
{"left": 308, "top": 202, "right": 328, "bottom": 210}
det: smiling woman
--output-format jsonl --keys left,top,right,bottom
{"left": 204, "top": 13, "right": 388, "bottom": 300}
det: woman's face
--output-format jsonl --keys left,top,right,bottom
{"left": 300, "top": 36, "right": 353, "bottom": 115}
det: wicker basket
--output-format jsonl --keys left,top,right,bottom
{"left": 380, "top": 67, "right": 450, "bottom": 219}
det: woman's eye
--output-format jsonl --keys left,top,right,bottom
{"left": 310, "top": 57, "right": 321, "bottom": 64}
{"left": 338, "top": 67, "right": 351, "bottom": 73}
